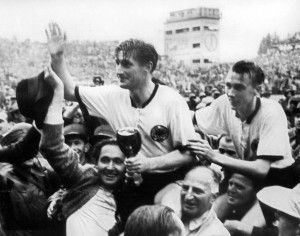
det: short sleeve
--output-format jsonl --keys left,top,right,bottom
{"left": 256, "top": 105, "right": 294, "bottom": 168}
{"left": 169, "top": 96, "right": 198, "bottom": 148}
{"left": 195, "top": 95, "right": 228, "bottom": 136}
{"left": 76, "top": 85, "right": 121, "bottom": 120}
{"left": 257, "top": 109, "right": 289, "bottom": 157}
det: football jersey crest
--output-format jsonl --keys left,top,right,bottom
{"left": 151, "top": 125, "right": 169, "bottom": 142}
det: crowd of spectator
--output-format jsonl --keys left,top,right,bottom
{"left": 1, "top": 33, "right": 300, "bottom": 101}
{"left": 0, "top": 30, "right": 300, "bottom": 236}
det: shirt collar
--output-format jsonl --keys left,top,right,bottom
{"left": 245, "top": 97, "right": 261, "bottom": 124}
{"left": 187, "top": 208, "right": 215, "bottom": 232}
{"left": 130, "top": 81, "right": 159, "bottom": 108}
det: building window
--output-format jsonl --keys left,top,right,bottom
{"left": 175, "top": 28, "right": 189, "bottom": 34}
{"left": 193, "top": 59, "right": 201, "bottom": 63}
{"left": 204, "top": 26, "right": 209, "bottom": 31}
{"left": 204, "top": 59, "right": 211, "bottom": 63}
{"left": 187, "top": 10, "right": 194, "bottom": 15}
{"left": 211, "top": 27, "right": 218, "bottom": 31}
{"left": 165, "top": 30, "right": 172, "bottom": 35}
{"left": 192, "top": 26, "right": 200, "bottom": 31}
{"left": 193, "top": 43, "right": 200, "bottom": 48}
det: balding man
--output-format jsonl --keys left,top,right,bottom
{"left": 180, "top": 166, "right": 230, "bottom": 236}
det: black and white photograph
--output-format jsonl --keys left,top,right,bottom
{"left": 0, "top": 0, "right": 299, "bottom": 235}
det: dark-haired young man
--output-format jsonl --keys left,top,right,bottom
{"left": 214, "top": 173, "right": 267, "bottom": 236}
{"left": 46, "top": 23, "right": 197, "bottom": 216}
{"left": 191, "top": 61, "right": 294, "bottom": 186}
{"left": 64, "top": 123, "right": 89, "bottom": 164}
{"left": 39, "top": 66, "right": 126, "bottom": 236}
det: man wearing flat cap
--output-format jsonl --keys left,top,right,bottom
{"left": 89, "top": 124, "right": 115, "bottom": 146}
{"left": 64, "top": 123, "right": 90, "bottom": 164}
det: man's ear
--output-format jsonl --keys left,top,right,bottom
{"left": 144, "top": 61, "right": 153, "bottom": 73}
{"left": 255, "top": 84, "right": 263, "bottom": 95}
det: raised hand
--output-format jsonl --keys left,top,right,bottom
{"left": 45, "top": 22, "right": 67, "bottom": 57}
{"left": 44, "top": 66, "right": 64, "bottom": 92}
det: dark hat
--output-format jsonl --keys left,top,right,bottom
{"left": 64, "top": 123, "right": 88, "bottom": 142}
{"left": 16, "top": 71, "right": 54, "bottom": 129}
{"left": 1, "top": 122, "right": 32, "bottom": 146}
{"left": 90, "top": 124, "right": 115, "bottom": 146}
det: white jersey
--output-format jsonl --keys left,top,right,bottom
{"left": 195, "top": 94, "right": 294, "bottom": 169}
{"left": 77, "top": 84, "right": 197, "bottom": 159}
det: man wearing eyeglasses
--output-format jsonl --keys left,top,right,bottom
{"left": 46, "top": 23, "right": 197, "bottom": 221}
{"left": 192, "top": 61, "right": 294, "bottom": 187}
{"left": 180, "top": 166, "right": 230, "bottom": 236}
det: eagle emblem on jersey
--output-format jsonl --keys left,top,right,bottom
{"left": 151, "top": 125, "right": 169, "bottom": 142}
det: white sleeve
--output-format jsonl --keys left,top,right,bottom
{"left": 195, "top": 95, "right": 228, "bottom": 136}
{"left": 257, "top": 107, "right": 290, "bottom": 158}
{"left": 76, "top": 85, "right": 120, "bottom": 120}
{"left": 168, "top": 95, "right": 198, "bottom": 148}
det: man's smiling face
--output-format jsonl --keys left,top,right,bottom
{"left": 115, "top": 50, "right": 147, "bottom": 91}
{"left": 97, "top": 144, "right": 125, "bottom": 189}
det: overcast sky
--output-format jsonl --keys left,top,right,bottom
{"left": 0, "top": 0, "right": 299, "bottom": 62}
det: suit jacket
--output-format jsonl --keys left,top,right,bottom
{"left": 40, "top": 124, "right": 110, "bottom": 219}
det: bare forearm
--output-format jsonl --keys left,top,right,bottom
{"left": 214, "top": 154, "right": 271, "bottom": 178}
{"left": 51, "top": 55, "right": 76, "bottom": 101}
{"left": 149, "top": 150, "right": 194, "bottom": 172}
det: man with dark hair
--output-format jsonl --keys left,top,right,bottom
{"left": 124, "top": 205, "right": 184, "bottom": 236}
{"left": 38, "top": 66, "right": 127, "bottom": 236}
{"left": 64, "top": 123, "right": 89, "bottom": 164}
{"left": 192, "top": 60, "right": 294, "bottom": 186}
{"left": 115, "top": 39, "right": 158, "bottom": 73}
{"left": 46, "top": 23, "right": 197, "bottom": 217}
{"left": 214, "top": 173, "right": 266, "bottom": 236}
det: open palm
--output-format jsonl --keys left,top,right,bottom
{"left": 45, "top": 22, "right": 66, "bottom": 56}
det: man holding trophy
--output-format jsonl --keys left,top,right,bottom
{"left": 46, "top": 23, "right": 198, "bottom": 220}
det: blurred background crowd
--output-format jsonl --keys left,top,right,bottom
{"left": 0, "top": 30, "right": 300, "bottom": 236}
{"left": 1, "top": 32, "right": 300, "bottom": 130}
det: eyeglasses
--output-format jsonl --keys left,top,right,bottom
{"left": 219, "top": 148, "right": 236, "bottom": 157}
{"left": 225, "top": 82, "right": 246, "bottom": 91}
